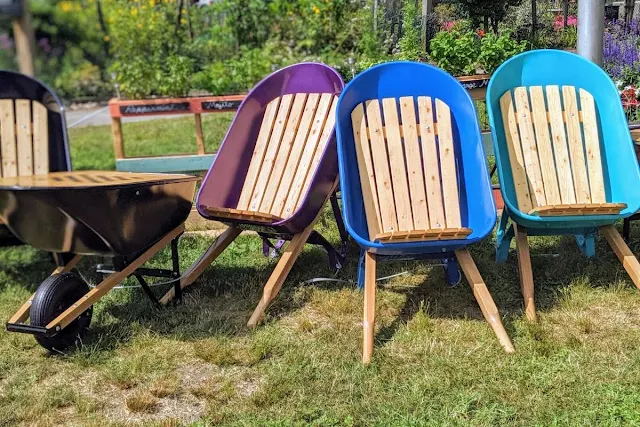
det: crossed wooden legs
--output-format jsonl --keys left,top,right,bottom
{"left": 247, "top": 224, "right": 315, "bottom": 327}
{"left": 514, "top": 225, "right": 536, "bottom": 322}
{"left": 361, "top": 249, "right": 514, "bottom": 364}
{"left": 514, "top": 224, "right": 640, "bottom": 323}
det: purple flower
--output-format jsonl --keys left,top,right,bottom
{"left": 0, "top": 34, "right": 13, "bottom": 51}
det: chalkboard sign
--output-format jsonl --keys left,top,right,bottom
{"left": 0, "top": 0, "right": 23, "bottom": 17}
{"left": 119, "top": 102, "right": 190, "bottom": 116}
{"left": 460, "top": 78, "right": 489, "bottom": 91}
{"left": 201, "top": 100, "right": 243, "bottom": 111}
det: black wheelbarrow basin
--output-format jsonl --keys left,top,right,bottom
{"left": 0, "top": 171, "right": 198, "bottom": 256}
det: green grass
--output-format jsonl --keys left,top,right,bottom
{"left": 1, "top": 119, "right": 640, "bottom": 425}
{"left": 68, "top": 113, "right": 234, "bottom": 170}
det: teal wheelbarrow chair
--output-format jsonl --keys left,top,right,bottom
{"left": 487, "top": 50, "right": 640, "bottom": 322}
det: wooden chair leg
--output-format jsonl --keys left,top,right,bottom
{"left": 247, "top": 225, "right": 315, "bottom": 328}
{"left": 601, "top": 225, "right": 640, "bottom": 289}
{"left": 514, "top": 224, "right": 536, "bottom": 322}
{"left": 159, "top": 226, "right": 241, "bottom": 305}
{"left": 455, "top": 249, "right": 515, "bottom": 353}
{"left": 363, "top": 251, "right": 376, "bottom": 364}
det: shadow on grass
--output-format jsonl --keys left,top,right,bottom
{"left": 4, "top": 221, "right": 640, "bottom": 357}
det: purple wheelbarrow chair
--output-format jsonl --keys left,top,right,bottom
{"left": 158, "top": 62, "right": 349, "bottom": 327}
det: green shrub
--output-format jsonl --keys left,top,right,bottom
{"left": 396, "top": 0, "right": 425, "bottom": 61}
{"left": 429, "top": 30, "right": 480, "bottom": 76}
{"left": 478, "top": 32, "right": 526, "bottom": 74}
{"left": 54, "top": 61, "right": 111, "bottom": 100}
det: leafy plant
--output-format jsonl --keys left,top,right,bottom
{"left": 477, "top": 32, "right": 526, "bottom": 73}
{"left": 429, "top": 30, "right": 480, "bottom": 76}
{"left": 396, "top": 0, "right": 425, "bottom": 61}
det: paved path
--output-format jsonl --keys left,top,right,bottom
{"left": 65, "top": 107, "right": 183, "bottom": 128}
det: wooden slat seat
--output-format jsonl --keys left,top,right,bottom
{"left": 223, "top": 93, "right": 337, "bottom": 223}
{"left": 500, "top": 85, "right": 627, "bottom": 217}
{"left": 351, "top": 96, "right": 471, "bottom": 243}
{"left": 202, "top": 207, "right": 282, "bottom": 224}
{"left": 0, "top": 99, "right": 49, "bottom": 178}
{"left": 0, "top": 171, "right": 197, "bottom": 189}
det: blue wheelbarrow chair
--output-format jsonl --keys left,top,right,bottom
{"left": 336, "top": 61, "right": 515, "bottom": 364}
{"left": 487, "top": 50, "right": 640, "bottom": 322}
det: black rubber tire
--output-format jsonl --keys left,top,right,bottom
{"left": 30, "top": 272, "right": 93, "bottom": 352}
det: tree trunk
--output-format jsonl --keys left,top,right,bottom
{"left": 625, "top": 0, "right": 635, "bottom": 24}
{"left": 563, "top": 0, "right": 569, "bottom": 27}
{"left": 531, "top": 0, "right": 537, "bottom": 45}
{"left": 96, "top": 0, "right": 110, "bottom": 57}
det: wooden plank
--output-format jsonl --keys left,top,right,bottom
{"left": 579, "top": 89, "right": 606, "bottom": 203}
{"left": 513, "top": 87, "right": 546, "bottom": 208}
{"left": 31, "top": 101, "right": 49, "bottom": 174}
{"left": 435, "top": 99, "right": 461, "bottom": 229}
{"left": 270, "top": 94, "right": 321, "bottom": 217}
{"left": 499, "top": 91, "right": 533, "bottom": 213}
{"left": 15, "top": 99, "right": 33, "bottom": 176}
{"left": 562, "top": 85, "right": 591, "bottom": 203}
{"left": 0, "top": 100, "right": 16, "bottom": 177}
{"left": 365, "top": 99, "right": 398, "bottom": 233}
{"left": 417, "top": 96, "right": 446, "bottom": 229}
{"left": 236, "top": 97, "right": 281, "bottom": 210}
{"left": 111, "top": 117, "right": 124, "bottom": 159}
{"left": 259, "top": 93, "right": 308, "bottom": 213}
{"left": 399, "top": 96, "right": 429, "bottom": 230}
{"left": 0, "top": 171, "right": 198, "bottom": 189}
{"left": 601, "top": 225, "right": 640, "bottom": 290}
{"left": 546, "top": 85, "right": 576, "bottom": 205}
{"left": 529, "top": 86, "right": 560, "bottom": 205}
{"left": 247, "top": 210, "right": 323, "bottom": 328}
{"left": 248, "top": 95, "right": 294, "bottom": 212}
{"left": 48, "top": 225, "right": 185, "bottom": 330}
{"left": 382, "top": 97, "right": 413, "bottom": 231}
{"left": 455, "top": 248, "right": 515, "bottom": 352}
{"left": 363, "top": 251, "right": 376, "bottom": 364}
{"left": 282, "top": 94, "right": 334, "bottom": 217}
{"left": 374, "top": 227, "right": 472, "bottom": 242}
{"left": 295, "top": 96, "right": 338, "bottom": 211}
{"left": 160, "top": 227, "right": 241, "bottom": 305}
{"left": 194, "top": 113, "right": 206, "bottom": 155}
{"left": 351, "top": 103, "right": 382, "bottom": 239}
{"left": 116, "top": 153, "right": 215, "bottom": 173}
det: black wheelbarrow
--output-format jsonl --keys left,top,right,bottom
{"left": 4, "top": 171, "right": 198, "bottom": 351}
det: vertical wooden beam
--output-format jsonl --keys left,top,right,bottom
{"left": 363, "top": 251, "right": 376, "bottom": 364}
{"left": 111, "top": 117, "right": 125, "bottom": 159}
{"left": 194, "top": 113, "right": 205, "bottom": 155}
{"left": 12, "top": 0, "right": 36, "bottom": 76}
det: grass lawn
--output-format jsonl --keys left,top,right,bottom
{"left": 1, "top": 117, "right": 640, "bottom": 426}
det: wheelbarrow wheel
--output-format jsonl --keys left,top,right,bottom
{"left": 30, "top": 272, "right": 92, "bottom": 352}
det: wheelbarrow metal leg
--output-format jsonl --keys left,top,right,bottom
{"left": 159, "top": 226, "right": 241, "bottom": 305}
{"left": 46, "top": 225, "right": 185, "bottom": 331}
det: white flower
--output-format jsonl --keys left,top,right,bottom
{"left": 615, "top": 80, "right": 624, "bottom": 89}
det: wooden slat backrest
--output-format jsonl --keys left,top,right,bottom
{"left": 500, "top": 86, "right": 608, "bottom": 214}
{"left": 236, "top": 93, "right": 337, "bottom": 219}
{"left": 0, "top": 99, "right": 49, "bottom": 178}
{"left": 351, "top": 96, "right": 470, "bottom": 242}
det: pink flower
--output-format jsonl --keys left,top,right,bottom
{"left": 441, "top": 21, "right": 456, "bottom": 31}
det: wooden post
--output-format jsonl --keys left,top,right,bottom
{"left": 194, "top": 113, "right": 205, "bottom": 155}
{"left": 111, "top": 117, "right": 125, "bottom": 159}
{"left": 12, "top": 0, "right": 36, "bottom": 76}
{"left": 421, "top": 0, "right": 434, "bottom": 49}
